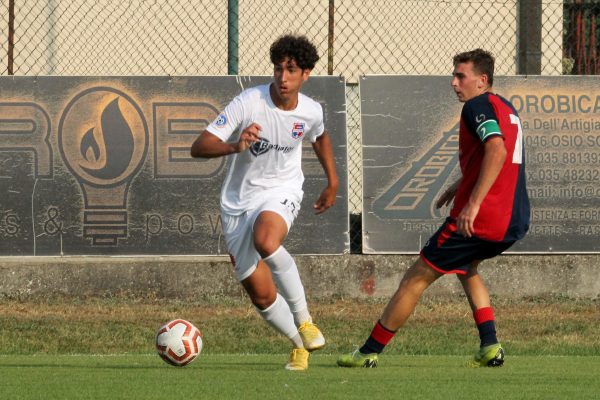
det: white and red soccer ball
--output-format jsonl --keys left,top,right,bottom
{"left": 155, "top": 319, "right": 203, "bottom": 367}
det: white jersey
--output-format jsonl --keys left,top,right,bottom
{"left": 206, "top": 84, "right": 325, "bottom": 215}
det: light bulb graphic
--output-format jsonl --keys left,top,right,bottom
{"left": 58, "top": 86, "right": 148, "bottom": 246}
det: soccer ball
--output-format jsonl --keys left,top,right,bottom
{"left": 155, "top": 319, "right": 203, "bottom": 367}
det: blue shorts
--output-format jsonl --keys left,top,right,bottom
{"left": 420, "top": 218, "right": 515, "bottom": 275}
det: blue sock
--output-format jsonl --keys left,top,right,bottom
{"left": 478, "top": 320, "right": 498, "bottom": 347}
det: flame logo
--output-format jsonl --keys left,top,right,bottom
{"left": 79, "top": 98, "right": 134, "bottom": 180}
{"left": 58, "top": 86, "right": 148, "bottom": 187}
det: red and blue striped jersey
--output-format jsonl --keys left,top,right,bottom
{"left": 450, "top": 92, "right": 530, "bottom": 242}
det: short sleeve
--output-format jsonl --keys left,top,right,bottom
{"left": 308, "top": 102, "right": 325, "bottom": 143}
{"left": 462, "top": 96, "right": 503, "bottom": 143}
{"left": 206, "top": 94, "right": 246, "bottom": 142}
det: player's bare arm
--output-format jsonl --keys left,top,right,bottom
{"left": 456, "top": 136, "right": 506, "bottom": 237}
{"left": 435, "top": 178, "right": 462, "bottom": 209}
{"left": 191, "top": 123, "right": 262, "bottom": 158}
{"left": 311, "top": 131, "right": 339, "bottom": 214}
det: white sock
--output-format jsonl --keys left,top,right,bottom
{"left": 257, "top": 293, "right": 303, "bottom": 348}
{"left": 264, "top": 246, "right": 311, "bottom": 326}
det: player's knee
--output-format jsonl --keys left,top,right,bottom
{"left": 254, "top": 236, "right": 280, "bottom": 258}
{"left": 250, "top": 292, "right": 277, "bottom": 310}
{"left": 400, "top": 261, "right": 439, "bottom": 290}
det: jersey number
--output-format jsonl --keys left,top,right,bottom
{"left": 510, "top": 114, "right": 523, "bottom": 164}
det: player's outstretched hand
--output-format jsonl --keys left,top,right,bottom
{"left": 236, "top": 123, "right": 262, "bottom": 153}
{"left": 313, "top": 186, "right": 337, "bottom": 214}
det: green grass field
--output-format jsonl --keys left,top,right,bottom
{"left": 1, "top": 354, "right": 599, "bottom": 400}
{"left": 0, "top": 297, "right": 598, "bottom": 399}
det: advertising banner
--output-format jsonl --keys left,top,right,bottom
{"left": 362, "top": 75, "right": 600, "bottom": 253}
{"left": 0, "top": 76, "right": 348, "bottom": 255}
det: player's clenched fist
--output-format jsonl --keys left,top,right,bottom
{"left": 236, "top": 123, "right": 262, "bottom": 153}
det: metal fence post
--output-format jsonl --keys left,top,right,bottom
{"left": 8, "top": 0, "right": 15, "bottom": 75}
{"left": 518, "top": 0, "right": 542, "bottom": 74}
{"left": 328, "top": 0, "right": 334, "bottom": 75}
{"left": 228, "top": 0, "right": 239, "bottom": 75}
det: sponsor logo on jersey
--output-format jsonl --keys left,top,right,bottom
{"left": 215, "top": 114, "right": 227, "bottom": 126}
{"left": 291, "top": 122, "right": 305, "bottom": 139}
{"left": 250, "top": 137, "right": 271, "bottom": 156}
{"left": 250, "top": 137, "right": 294, "bottom": 157}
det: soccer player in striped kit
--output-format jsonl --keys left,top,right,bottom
{"left": 338, "top": 49, "right": 530, "bottom": 368}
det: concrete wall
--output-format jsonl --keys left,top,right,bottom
{"left": 1, "top": 254, "right": 598, "bottom": 300}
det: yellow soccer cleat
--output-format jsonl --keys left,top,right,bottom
{"left": 285, "top": 347, "right": 310, "bottom": 371}
{"left": 298, "top": 321, "right": 325, "bottom": 352}
{"left": 469, "top": 343, "right": 505, "bottom": 367}
{"left": 337, "top": 349, "right": 378, "bottom": 368}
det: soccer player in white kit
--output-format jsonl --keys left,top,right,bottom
{"left": 190, "top": 34, "right": 339, "bottom": 371}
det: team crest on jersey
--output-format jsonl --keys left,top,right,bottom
{"left": 291, "top": 122, "right": 305, "bottom": 139}
{"left": 215, "top": 114, "right": 227, "bottom": 127}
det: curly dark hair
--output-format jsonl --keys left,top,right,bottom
{"left": 270, "top": 34, "right": 319, "bottom": 70}
{"left": 453, "top": 49, "right": 495, "bottom": 86}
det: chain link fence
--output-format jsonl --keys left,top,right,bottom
{"left": 0, "top": 0, "right": 593, "bottom": 253}
{"left": 0, "top": 1, "right": 229, "bottom": 75}
{"left": 563, "top": 0, "right": 600, "bottom": 74}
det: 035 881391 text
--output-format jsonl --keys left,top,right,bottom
{"left": 527, "top": 151, "right": 600, "bottom": 164}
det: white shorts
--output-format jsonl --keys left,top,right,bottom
{"left": 221, "top": 194, "right": 301, "bottom": 281}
